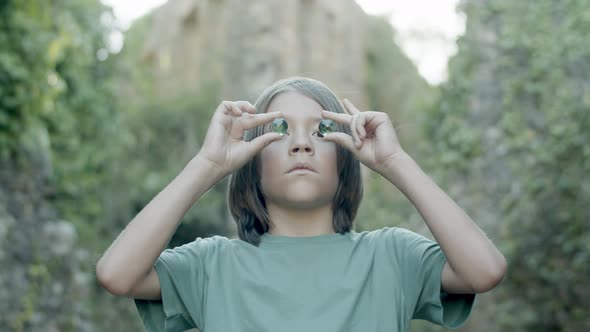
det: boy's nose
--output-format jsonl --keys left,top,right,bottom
{"left": 290, "top": 143, "right": 313, "bottom": 154}
{"left": 289, "top": 137, "right": 314, "bottom": 155}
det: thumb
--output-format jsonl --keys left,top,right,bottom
{"left": 247, "top": 132, "right": 283, "bottom": 154}
{"left": 322, "top": 132, "right": 356, "bottom": 152}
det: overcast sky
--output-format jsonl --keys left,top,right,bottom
{"left": 101, "top": 0, "right": 465, "bottom": 85}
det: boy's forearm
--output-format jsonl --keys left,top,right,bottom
{"left": 382, "top": 152, "right": 506, "bottom": 290}
{"left": 96, "top": 155, "right": 225, "bottom": 294}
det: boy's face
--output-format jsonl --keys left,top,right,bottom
{"left": 259, "top": 91, "right": 339, "bottom": 209}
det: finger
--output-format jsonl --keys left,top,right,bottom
{"left": 321, "top": 110, "right": 351, "bottom": 126}
{"left": 321, "top": 132, "right": 357, "bottom": 152}
{"left": 356, "top": 113, "right": 367, "bottom": 139}
{"left": 221, "top": 101, "right": 244, "bottom": 116}
{"left": 235, "top": 100, "right": 257, "bottom": 114}
{"left": 239, "top": 111, "right": 283, "bottom": 130}
{"left": 341, "top": 100, "right": 353, "bottom": 115}
{"left": 247, "top": 132, "right": 283, "bottom": 153}
{"left": 350, "top": 115, "right": 361, "bottom": 148}
{"left": 343, "top": 99, "right": 361, "bottom": 115}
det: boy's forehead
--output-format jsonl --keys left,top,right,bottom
{"left": 267, "top": 92, "right": 323, "bottom": 122}
{"left": 279, "top": 110, "right": 323, "bottom": 123}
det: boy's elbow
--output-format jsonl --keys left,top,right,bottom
{"left": 96, "top": 263, "right": 131, "bottom": 297}
{"left": 473, "top": 257, "right": 507, "bottom": 293}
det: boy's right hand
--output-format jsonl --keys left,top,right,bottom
{"left": 197, "top": 101, "right": 283, "bottom": 177}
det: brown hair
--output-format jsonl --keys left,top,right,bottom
{"left": 227, "top": 77, "right": 363, "bottom": 246}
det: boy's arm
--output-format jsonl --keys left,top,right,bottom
{"left": 96, "top": 155, "right": 224, "bottom": 297}
{"left": 382, "top": 152, "right": 507, "bottom": 294}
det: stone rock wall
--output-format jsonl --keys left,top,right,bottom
{"left": 141, "top": 0, "right": 369, "bottom": 107}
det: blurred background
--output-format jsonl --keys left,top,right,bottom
{"left": 1, "top": 0, "right": 588, "bottom": 331}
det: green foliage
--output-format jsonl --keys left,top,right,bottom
{"left": 0, "top": 0, "right": 115, "bottom": 158}
{"left": 116, "top": 85, "right": 231, "bottom": 248}
{"left": 364, "top": 16, "right": 436, "bottom": 156}
{"left": 358, "top": 16, "right": 435, "bottom": 233}
{"left": 424, "top": 0, "right": 590, "bottom": 330}
{"left": 114, "top": 14, "right": 230, "bottom": 246}
{"left": 1, "top": 0, "right": 227, "bottom": 328}
{"left": 13, "top": 245, "right": 50, "bottom": 332}
{"left": 0, "top": 0, "right": 122, "bottom": 248}
{"left": 0, "top": 0, "right": 136, "bottom": 330}
{"left": 364, "top": 16, "right": 432, "bottom": 115}
{"left": 0, "top": 1, "right": 58, "bottom": 159}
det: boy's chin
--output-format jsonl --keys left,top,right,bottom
{"left": 279, "top": 194, "right": 333, "bottom": 209}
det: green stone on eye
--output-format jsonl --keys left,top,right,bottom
{"left": 319, "top": 119, "right": 336, "bottom": 136}
{"left": 271, "top": 118, "right": 288, "bottom": 136}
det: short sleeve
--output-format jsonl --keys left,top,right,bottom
{"left": 134, "top": 237, "right": 211, "bottom": 332}
{"left": 393, "top": 228, "right": 476, "bottom": 329}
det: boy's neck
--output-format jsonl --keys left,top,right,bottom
{"left": 266, "top": 204, "right": 335, "bottom": 237}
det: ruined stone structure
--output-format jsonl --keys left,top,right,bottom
{"left": 141, "top": 0, "right": 369, "bottom": 106}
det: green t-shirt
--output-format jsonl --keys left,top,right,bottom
{"left": 134, "top": 227, "right": 476, "bottom": 332}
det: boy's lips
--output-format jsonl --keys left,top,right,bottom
{"left": 287, "top": 162, "right": 316, "bottom": 173}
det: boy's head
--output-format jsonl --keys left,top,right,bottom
{"left": 228, "top": 77, "right": 363, "bottom": 245}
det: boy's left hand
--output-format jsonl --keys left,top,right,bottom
{"left": 321, "top": 99, "right": 407, "bottom": 174}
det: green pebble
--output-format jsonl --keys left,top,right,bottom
{"left": 271, "top": 118, "right": 288, "bottom": 136}
{"left": 318, "top": 119, "right": 336, "bottom": 136}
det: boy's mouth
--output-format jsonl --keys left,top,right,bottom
{"left": 287, "top": 162, "right": 316, "bottom": 173}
